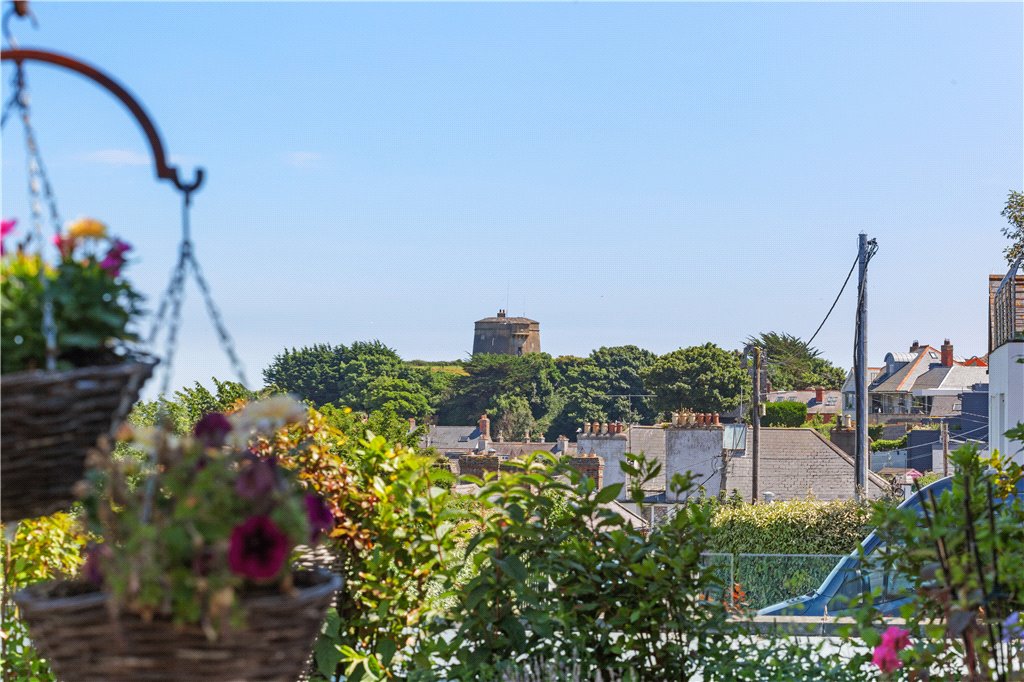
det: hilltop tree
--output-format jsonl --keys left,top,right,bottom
{"left": 744, "top": 331, "right": 845, "bottom": 391}
{"left": 547, "top": 345, "right": 659, "bottom": 439}
{"left": 641, "top": 343, "right": 744, "bottom": 415}
{"left": 436, "top": 353, "right": 560, "bottom": 428}
{"left": 262, "top": 341, "right": 441, "bottom": 417}
{"left": 1001, "top": 189, "right": 1024, "bottom": 266}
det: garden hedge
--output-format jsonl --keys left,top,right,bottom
{"left": 706, "top": 499, "right": 877, "bottom": 609}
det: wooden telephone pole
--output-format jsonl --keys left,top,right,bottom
{"left": 752, "top": 346, "right": 762, "bottom": 504}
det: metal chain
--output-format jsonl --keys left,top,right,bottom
{"left": 187, "top": 249, "right": 250, "bottom": 388}
{"left": 15, "top": 63, "right": 62, "bottom": 371}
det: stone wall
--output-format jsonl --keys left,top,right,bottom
{"left": 458, "top": 454, "right": 502, "bottom": 481}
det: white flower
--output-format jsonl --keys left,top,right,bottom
{"left": 229, "top": 395, "right": 308, "bottom": 438}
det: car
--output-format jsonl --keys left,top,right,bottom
{"left": 758, "top": 476, "right": 955, "bottom": 617}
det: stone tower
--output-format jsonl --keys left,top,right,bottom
{"left": 472, "top": 310, "right": 541, "bottom": 356}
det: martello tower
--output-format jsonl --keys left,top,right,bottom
{"left": 472, "top": 310, "right": 541, "bottom": 356}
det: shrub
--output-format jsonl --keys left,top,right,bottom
{"left": 762, "top": 401, "right": 808, "bottom": 427}
{"left": 870, "top": 435, "right": 907, "bottom": 452}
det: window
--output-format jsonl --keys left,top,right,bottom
{"left": 826, "top": 396, "right": 838, "bottom": 406}
{"left": 929, "top": 351, "right": 939, "bottom": 359}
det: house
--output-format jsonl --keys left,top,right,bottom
{"left": 721, "top": 387, "right": 843, "bottom": 424}
{"left": 421, "top": 415, "right": 574, "bottom": 478}
{"left": 576, "top": 417, "right": 889, "bottom": 504}
{"left": 988, "top": 270, "right": 1024, "bottom": 463}
{"left": 841, "top": 340, "right": 988, "bottom": 424}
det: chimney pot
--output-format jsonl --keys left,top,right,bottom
{"left": 478, "top": 414, "right": 491, "bottom": 442}
{"left": 941, "top": 339, "right": 954, "bottom": 367}
{"left": 713, "top": 413, "right": 720, "bottom": 426}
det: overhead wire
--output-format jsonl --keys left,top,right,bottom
{"left": 807, "top": 255, "right": 859, "bottom": 347}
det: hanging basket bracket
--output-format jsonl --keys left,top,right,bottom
{"left": 1, "top": 47, "right": 204, "bottom": 200}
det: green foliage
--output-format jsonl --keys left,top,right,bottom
{"left": 762, "top": 400, "right": 808, "bottom": 427}
{"left": 547, "top": 345, "right": 659, "bottom": 440}
{"left": 641, "top": 343, "right": 744, "bottom": 414}
{"left": 424, "top": 453, "right": 734, "bottom": 680}
{"left": 745, "top": 332, "right": 846, "bottom": 391}
{"left": 867, "top": 424, "right": 885, "bottom": 441}
{"left": 1, "top": 513, "right": 88, "bottom": 680}
{"left": 706, "top": 499, "right": 875, "bottom": 610}
{"left": 1001, "top": 188, "right": 1024, "bottom": 265}
{"left": 1, "top": 236, "right": 143, "bottom": 374}
{"left": 490, "top": 393, "right": 536, "bottom": 441}
{"left": 263, "top": 341, "right": 443, "bottom": 417}
{"left": 805, "top": 415, "right": 836, "bottom": 438}
{"left": 437, "top": 353, "right": 561, "bottom": 429}
{"left": 870, "top": 434, "right": 907, "bottom": 452}
{"left": 131, "top": 378, "right": 264, "bottom": 434}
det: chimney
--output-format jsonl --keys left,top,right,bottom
{"left": 910, "top": 340, "right": 920, "bottom": 353}
{"left": 497, "top": 309, "right": 506, "bottom": 319}
{"left": 814, "top": 387, "right": 825, "bottom": 404}
{"left": 941, "top": 339, "right": 954, "bottom": 367}
{"left": 408, "top": 417, "right": 416, "bottom": 431}
{"left": 478, "top": 414, "right": 491, "bottom": 441}
{"left": 569, "top": 453, "right": 605, "bottom": 490}
{"left": 556, "top": 434, "right": 569, "bottom": 453}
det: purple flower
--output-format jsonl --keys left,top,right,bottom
{"left": 193, "top": 412, "right": 232, "bottom": 448}
{"left": 227, "top": 515, "right": 290, "bottom": 581}
{"left": 305, "top": 493, "right": 334, "bottom": 543}
{"left": 871, "top": 626, "right": 910, "bottom": 674}
{"left": 82, "top": 543, "right": 111, "bottom": 587}
{"left": 235, "top": 458, "right": 278, "bottom": 500}
{"left": 99, "top": 239, "right": 132, "bottom": 277}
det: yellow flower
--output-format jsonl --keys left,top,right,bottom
{"left": 66, "top": 217, "right": 108, "bottom": 240}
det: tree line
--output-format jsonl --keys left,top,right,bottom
{"left": 259, "top": 332, "right": 846, "bottom": 441}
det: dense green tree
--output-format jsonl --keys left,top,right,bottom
{"left": 762, "top": 400, "right": 809, "bottom": 427}
{"left": 744, "top": 332, "right": 845, "bottom": 391}
{"left": 641, "top": 343, "right": 744, "bottom": 414}
{"left": 1001, "top": 189, "right": 1024, "bottom": 265}
{"left": 132, "top": 378, "right": 264, "bottom": 433}
{"left": 436, "top": 353, "right": 560, "bottom": 427}
{"left": 547, "top": 346, "right": 659, "bottom": 439}
{"left": 262, "top": 341, "right": 441, "bottom": 415}
{"left": 490, "top": 394, "right": 536, "bottom": 441}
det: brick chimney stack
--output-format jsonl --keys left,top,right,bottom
{"left": 569, "top": 453, "right": 604, "bottom": 490}
{"left": 941, "top": 339, "right": 954, "bottom": 367}
{"left": 814, "top": 386, "right": 825, "bottom": 404}
{"left": 478, "top": 414, "right": 491, "bottom": 441}
{"left": 910, "top": 340, "right": 920, "bottom": 353}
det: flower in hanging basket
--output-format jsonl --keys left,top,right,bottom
{"left": 228, "top": 515, "right": 291, "bottom": 581}
{"left": 305, "top": 493, "right": 334, "bottom": 543}
{"left": 66, "top": 216, "right": 108, "bottom": 240}
{"left": 0, "top": 218, "right": 15, "bottom": 254}
{"left": 74, "top": 396, "right": 331, "bottom": 637}
{"left": 1, "top": 216, "right": 143, "bottom": 374}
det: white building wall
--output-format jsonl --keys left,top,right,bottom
{"left": 663, "top": 427, "right": 723, "bottom": 502}
{"left": 989, "top": 341, "right": 1024, "bottom": 464}
{"left": 576, "top": 434, "right": 629, "bottom": 500}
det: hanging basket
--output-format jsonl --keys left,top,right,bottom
{"left": 14, "top": 568, "right": 342, "bottom": 682}
{"left": 0, "top": 356, "right": 157, "bottom": 521}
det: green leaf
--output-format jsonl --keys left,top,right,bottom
{"left": 595, "top": 483, "right": 623, "bottom": 504}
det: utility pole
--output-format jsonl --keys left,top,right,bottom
{"left": 854, "top": 233, "right": 874, "bottom": 501}
{"left": 941, "top": 420, "right": 950, "bottom": 477}
{"left": 752, "top": 345, "right": 761, "bottom": 504}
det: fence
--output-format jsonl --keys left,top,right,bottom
{"left": 701, "top": 553, "right": 845, "bottom": 611}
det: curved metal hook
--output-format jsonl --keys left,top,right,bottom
{"left": 1, "top": 47, "right": 205, "bottom": 199}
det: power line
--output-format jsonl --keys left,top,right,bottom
{"left": 807, "top": 255, "right": 859, "bottom": 347}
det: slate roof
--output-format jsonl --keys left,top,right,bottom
{"left": 422, "top": 425, "right": 483, "bottom": 452}
{"left": 870, "top": 347, "right": 941, "bottom": 393}
{"left": 723, "top": 428, "right": 890, "bottom": 501}
{"left": 767, "top": 390, "right": 842, "bottom": 415}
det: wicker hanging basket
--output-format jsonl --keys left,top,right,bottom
{"left": 0, "top": 356, "right": 156, "bottom": 521}
{"left": 14, "top": 568, "right": 342, "bottom": 682}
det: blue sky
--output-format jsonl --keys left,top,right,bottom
{"left": 3, "top": 2, "right": 1022, "bottom": 395}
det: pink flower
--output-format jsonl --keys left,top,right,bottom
{"left": 227, "top": 515, "right": 290, "bottom": 581}
{"left": 872, "top": 644, "right": 902, "bottom": 673}
{"left": 193, "top": 412, "right": 232, "bottom": 447}
{"left": 53, "top": 233, "right": 75, "bottom": 259}
{"left": 1, "top": 219, "right": 14, "bottom": 255}
{"left": 881, "top": 626, "right": 911, "bottom": 651}
{"left": 305, "top": 493, "right": 334, "bottom": 543}
{"left": 871, "top": 627, "right": 910, "bottom": 673}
